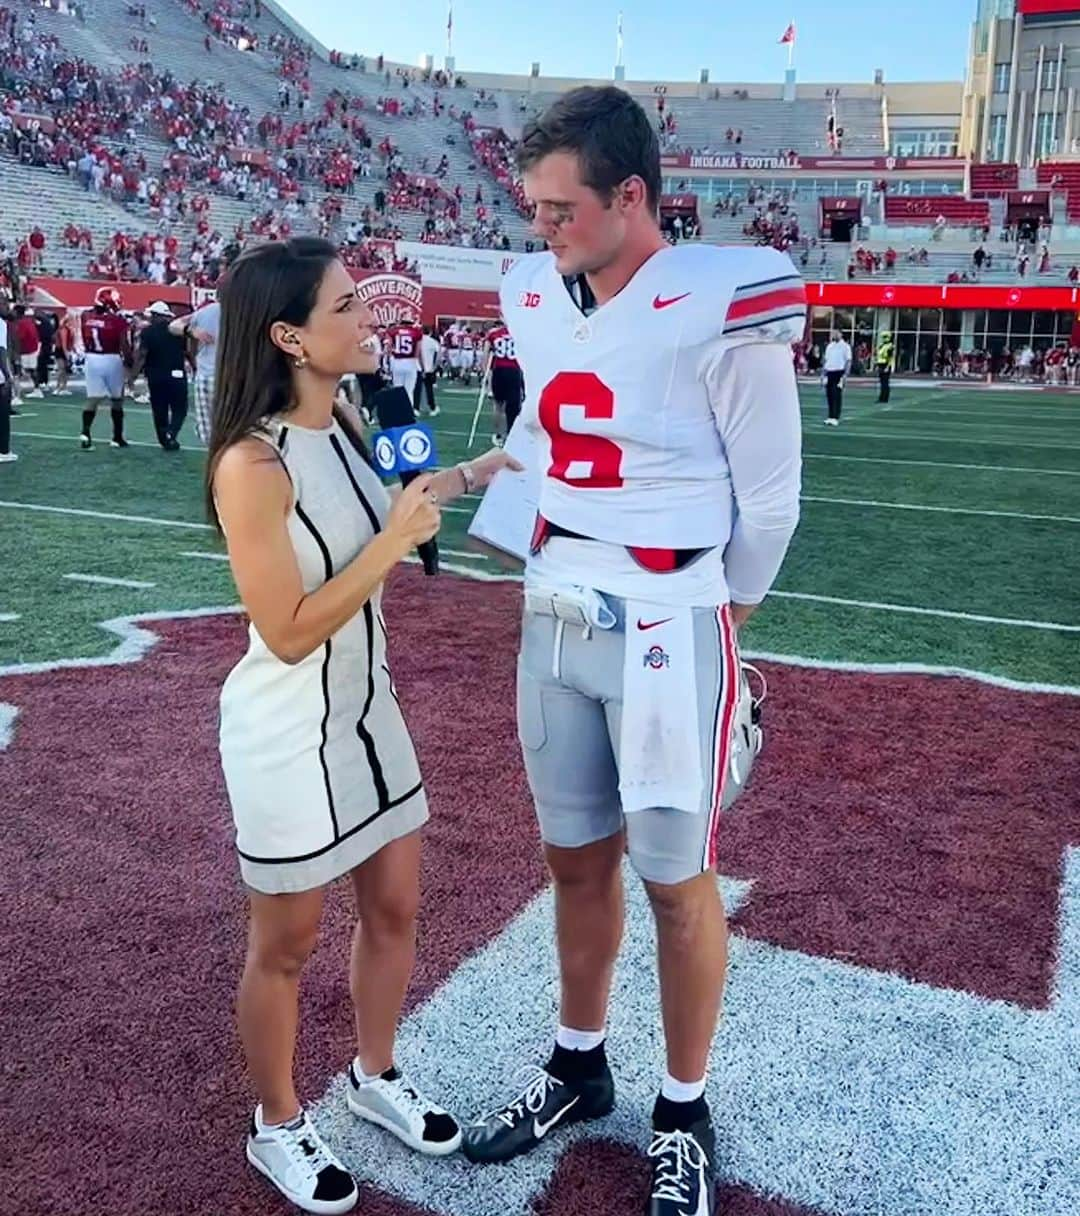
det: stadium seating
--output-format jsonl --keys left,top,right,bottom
{"left": 3, "top": 0, "right": 1075, "bottom": 296}
{"left": 883, "top": 195, "right": 990, "bottom": 226}
{"left": 520, "top": 90, "right": 884, "bottom": 158}
{"left": 970, "top": 162, "right": 1018, "bottom": 197}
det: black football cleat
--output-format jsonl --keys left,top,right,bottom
{"left": 462, "top": 1064, "right": 614, "bottom": 1164}
{"left": 646, "top": 1116, "right": 716, "bottom": 1216}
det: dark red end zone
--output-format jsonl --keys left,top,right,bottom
{"left": 1, "top": 567, "right": 1077, "bottom": 1216}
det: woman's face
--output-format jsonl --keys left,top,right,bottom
{"left": 290, "top": 260, "right": 379, "bottom": 376}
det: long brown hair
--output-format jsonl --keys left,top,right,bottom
{"left": 204, "top": 237, "right": 365, "bottom": 528}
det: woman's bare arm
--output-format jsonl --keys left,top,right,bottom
{"left": 214, "top": 439, "right": 438, "bottom": 664}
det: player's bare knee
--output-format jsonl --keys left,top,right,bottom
{"left": 644, "top": 872, "right": 719, "bottom": 943}
{"left": 545, "top": 832, "right": 623, "bottom": 891}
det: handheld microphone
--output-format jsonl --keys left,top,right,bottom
{"left": 372, "top": 385, "right": 440, "bottom": 575}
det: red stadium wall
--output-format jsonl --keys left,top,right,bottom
{"left": 1018, "top": 0, "right": 1080, "bottom": 15}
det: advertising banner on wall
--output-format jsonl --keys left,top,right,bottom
{"left": 660, "top": 152, "right": 965, "bottom": 174}
{"left": 396, "top": 241, "right": 521, "bottom": 289}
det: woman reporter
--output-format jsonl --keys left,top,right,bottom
{"left": 207, "top": 238, "right": 516, "bottom": 1215}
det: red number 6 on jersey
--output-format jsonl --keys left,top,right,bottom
{"left": 537, "top": 371, "right": 624, "bottom": 489}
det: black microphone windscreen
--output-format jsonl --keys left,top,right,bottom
{"left": 373, "top": 385, "right": 417, "bottom": 430}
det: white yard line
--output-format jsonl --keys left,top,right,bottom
{"left": 803, "top": 428, "right": 1080, "bottom": 450}
{"left": 180, "top": 550, "right": 229, "bottom": 562}
{"left": 860, "top": 406, "right": 1080, "bottom": 423}
{"left": 803, "top": 452, "right": 1080, "bottom": 477}
{"left": 64, "top": 573, "right": 157, "bottom": 590}
{"left": 0, "top": 500, "right": 212, "bottom": 530}
{"left": 767, "top": 590, "right": 1080, "bottom": 633}
{"left": 11, "top": 428, "right": 203, "bottom": 451}
{"left": 0, "top": 613, "right": 20, "bottom": 622}
{"left": 800, "top": 494, "right": 1080, "bottom": 524}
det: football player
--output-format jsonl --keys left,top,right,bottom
{"left": 461, "top": 87, "right": 804, "bottom": 1216}
{"left": 80, "top": 287, "right": 132, "bottom": 449}
{"left": 484, "top": 319, "right": 523, "bottom": 443}
{"left": 388, "top": 316, "right": 422, "bottom": 401}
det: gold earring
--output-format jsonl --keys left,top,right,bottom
{"left": 294, "top": 353, "right": 308, "bottom": 369}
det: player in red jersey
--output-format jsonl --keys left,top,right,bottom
{"left": 388, "top": 319, "right": 422, "bottom": 401}
{"left": 80, "top": 286, "right": 132, "bottom": 449}
{"left": 484, "top": 321, "right": 523, "bottom": 443}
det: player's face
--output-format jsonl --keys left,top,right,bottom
{"left": 289, "top": 261, "right": 378, "bottom": 376}
{"left": 525, "top": 151, "right": 624, "bottom": 277}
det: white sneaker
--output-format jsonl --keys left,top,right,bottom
{"left": 0, "top": 452, "right": 17, "bottom": 463}
{"left": 346, "top": 1063, "right": 462, "bottom": 1156}
{"left": 825, "top": 418, "right": 840, "bottom": 427}
{"left": 25, "top": 388, "right": 44, "bottom": 399}
{"left": 55, "top": 389, "right": 72, "bottom": 396}
{"left": 246, "top": 1105, "right": 357, "bottom": 1215}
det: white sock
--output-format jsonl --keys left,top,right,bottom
{"left": 258, "top": 1104, "right": 303, "bottom": 1131}
{"left": 556, "top": 1024, "right": 606, "bottom": 1052}
{"left": 661, "top": 1072, "right": 706, "bottom": 1103}
{"left": 352, "top": 1057, "right": 383, "bottom": 1085}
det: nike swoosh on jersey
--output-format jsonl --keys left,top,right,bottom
{"left": 637, "top": 617, "right": 675, "bottom": 631}
{"left": 533, "top": 1096, "right": 579, "bottom": 1139}
{"left": 652, "top": 292, "right": 692, "bottom": 310}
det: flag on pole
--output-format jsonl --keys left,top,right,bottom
{"left": 616, "top": 11, "right": 624, "bottom": 65}
{"left": 447, "top": 1, "right": 453, "bottom": 55}
{"left": 779, "top": 22, "right": 796, "bottom": 44}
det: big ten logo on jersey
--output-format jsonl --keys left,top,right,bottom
{"left": 518, "top": 291, "right": 541, "bottom": 309}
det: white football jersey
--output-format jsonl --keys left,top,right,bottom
{"left": 499, "top": 243, "right": 806, "bottom": 604}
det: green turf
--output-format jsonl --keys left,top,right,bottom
{"left": 1, "top": 384, "right": 1078, "bottom": 687}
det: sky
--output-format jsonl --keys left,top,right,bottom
{"left": 278, "top": 1, "right": 973, "bottom": 85}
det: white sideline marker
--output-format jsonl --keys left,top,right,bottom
{"left": 64, "top": 573, "right": 157, "bottom": 590}
{"left": 0, "top": 500, "right": 213, "bottom": 530}
{"left": 768, "top": 590, "right": 1080, "bottom": 633}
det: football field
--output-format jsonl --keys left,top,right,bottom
{"left": 1, "top": 380, "right": 1078, "bottom": 687}
{"left": 2, "top": 381, "right": 1078, "bottom": 1216}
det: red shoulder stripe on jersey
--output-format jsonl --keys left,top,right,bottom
{"left": 724, "top": 284, "right": 807, "bottom": 325}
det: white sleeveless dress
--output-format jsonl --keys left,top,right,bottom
{"left": 219, "top": 415, "right": 428, "bottom": 894}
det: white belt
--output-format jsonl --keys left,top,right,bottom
{"left": 524, "top": 582, "right": 616, "bottom": 631}
{"left": 525, "top": 582, "right": 616, "bottom": 680}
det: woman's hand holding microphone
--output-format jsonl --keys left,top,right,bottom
{"left": 383, "top": 448, "right": 524, "bottom": 563}
{"left": 385, "top": 475, "right": 442, "bottom": 557}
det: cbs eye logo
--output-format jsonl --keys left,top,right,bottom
{"left": 374, "top": 434, "right": 397, "bottom": 472}
{"left": 399, "top": 427, "right": 432, "bottom": 465}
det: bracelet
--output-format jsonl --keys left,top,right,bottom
{"left": 457, "top": 461, "right": 476, "bottom": 493}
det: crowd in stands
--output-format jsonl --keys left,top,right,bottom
{"left": 736, "top": 187, "right": 801, "bottom": 252}
{"left": 0, "top": 0, "right": 534, "bottom": 286}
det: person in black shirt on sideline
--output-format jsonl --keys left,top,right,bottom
{"left": 134, "top": 301, "right": 188, "bottom": 450}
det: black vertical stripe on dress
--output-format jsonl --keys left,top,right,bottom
{"left": 329, "top": 433, "right": 382, "bottom": 534}
{"left": 357, "top": 600, "right": 391, "bottom": 811}
{"left": 328, "top": 430, "right": 392, "bottom": 809}
{"left": 293, "top": 501, "right": 341, "bottom": 841}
